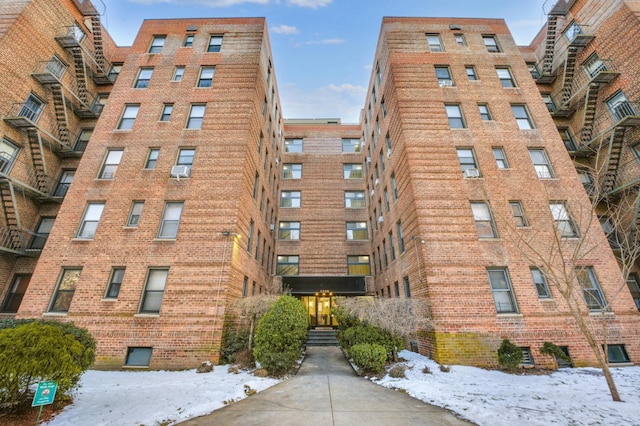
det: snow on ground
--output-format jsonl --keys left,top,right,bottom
{"left": 376, "top": 350, "right": 640, "bottom": 426}
{"left": 46, "top": 351, "right": 640, "bottom": 426}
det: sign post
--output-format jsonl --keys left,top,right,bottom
{"left": 32, "top": 381, "right": 57, "bottom": 426}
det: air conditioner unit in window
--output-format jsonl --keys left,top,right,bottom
{"left": 439, "top": 79, "right": 454, "bottom": 87}
{"left": 170, "top": 165, "right": 191, "bottom": 180}
{"left": 377, "top": 216, "right": 384, "bottom": 223}
{"left": 463, "top": 168, "right": 480, "bottom": 178}
{"left": 375, "top": 178, "right": 380, "bottom": 186}
{"left": 366, "top": 157, "right": 372, "bottom": 164}
{"left": 269, "top": 223, "right": 275, "bottom": 231}
{"left": 386, "top": 149, "right": 392, "bottom": 158}
{"left": 275, "top": 158, "right": 279, "bottom": 165}
{"left": 370, "top": 189, "right": 375, "bottom": 196}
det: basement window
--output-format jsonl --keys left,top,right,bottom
{"left": 125, "top": 347, "right": 152, "bottom": 367}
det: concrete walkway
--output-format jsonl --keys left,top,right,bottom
{"left": 180, "top": 346, "right": 473, "bottom": 425}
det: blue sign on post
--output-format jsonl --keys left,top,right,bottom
{"left": 32, "top": 381, "right": 57, "bottom": 407}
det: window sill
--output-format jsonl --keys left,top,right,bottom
{"left": 589, "top": 311, "right": 615, "bottom": 317}
{"left": 123, "top": 226, "right": 139, "bottom": 230}
{"left": 101, "top": 298, "right": 117, "bottom": 302}
{"left": 153, "top": 238, "right": 177, "bottom": 242}
{"left": 496, "top": 313, "right": 522, "bottom": 318}
{"left": 134, "top": 313, "right": 160, "bottom": 318}
{"left": 122, "top": 365, "right": 150, "bottom": 370}
{"left": 182, "top": 128, "right": 202, "bottom": 131}
{"left": 112, "top": 129, "right": 132, "bottom": 132}
{"left": 43, "top": 312, "right": 67, "bottom": 317}
{"left": 609, "top": 362, "right": 634, "bottom": 367}
{"left": 71, "top": 238, "right": 93, "bottom": 242}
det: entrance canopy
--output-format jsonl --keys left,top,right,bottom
{"left": 282, "top": 276, "right": 366, "bottom": 295}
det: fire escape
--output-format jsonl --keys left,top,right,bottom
{"left": 0, "top": 1, "right": 110, "bottom": 256}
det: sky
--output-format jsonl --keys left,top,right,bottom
{"left": 100, "top": 0, "right": 549, "bottom": 123}
{"left": 46, "top": 350, "right": 640, "bottom": 425}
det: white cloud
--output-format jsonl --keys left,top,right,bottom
{"left": 279, "top": 82, "right": 366, "bottom": 123}
{"left": 295, "top": 38, "right": 345, "bottom": 47}
{"left": 286, "top": 0, "right": 332, "bottom": 8}
{"left": 271, "top": 24, "right": 299, "bottom": 35}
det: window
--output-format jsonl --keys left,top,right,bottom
{"left": 277, "top": 255, "right": 299, "bottom": 275}
{"left": 606, "top": 345, "right": 631, "bottom": 364}
{"left": 403, "top": 276, "right": 411, "bottom": 298}
{"left": 530, "top": 268, "right": 550, "bottom": 298}
{"left": 381, "top": 97, "right": 387, "bottom": 117}
{"left": 446, "top": 104, "right": 465, "bottom": 128}
{"left": 252, "top": 173, "right": 259, "bottom": 199}
{"left": 278, "top": 221, "right": 300, "bottom": 240}
{"left": 577, "top": 267, "right": 606, "bottom": 310}
{"left": 172, "top": 66, "right": 185, "bottom": 81}
{"left": 148, "top": 35, "right": 166, "bottom": 53}
{"left": 454, "top": 33, "right": 466, "bottom": 46}
{"left": 626, "top": 274, "right": 640, "bottom": 310}
{"left": 117, "top": 105, "right": 140, "bottom": 130}
{"left": 346, "top": 222, "right": 368, "bottom": 240}
{"left": 28, "top": 217, "right": 54, "bottom": 249}
{"left": 607, "top": 91, "right": 636, "bottom": 121}
{"left": 99, "top": 149, "right": 124, "bottom": 179}
{"left": 282, "top": 164, "right": 302, "bottom": 179}
{"left": 471, "top": 202, "right": 497, "bottom": 238}
{"left": 125, "top": 347, "right": 152, "bottom": 367}
{"left": 347, "top": 256, "right": 370, "bottom": 275}
{"left": 127, "top": 202, "right": 144, "bottom": 227}
{"left": 512, "top": 105, "right": 534, "bottom": 129}
{"left": 44, "top": 55, "right": 66, "bottom": 78}
{"left": 564, "top": 21, "right": 582, "bottom": 42}
{"left": 389, "top": 231, "right": 395, "bottom": 260}
{"left": 509, "top": 201, "right": 528, "bottom": 227}
{"left": 77, "top": 203, "right": 104, "bottom": 239}
{"left": 186, "top": 104, "right": 206, "bottom": 129}
{"left": 176, "top": 148, "right": 195, "bottom": 173}
{"left": 384, "top": 189, "right": 390, "bottom": 212}
{"left": 550, "top": 203, "right": 578, "bottom": 238}
{"left": 343, "top": 164, "right": 363, "bottom": 179}
{"left": 158, "top": 202, "right": 184, "bottom": 239}
{"left": 529, "top": 149, "right": 554, "bottom": 178}
{"left": 487, "top": 269, "right": 517, "bottom": 313}
{"left": 435, "top": 66, "right": 454, "bottom": 87}
{"left": 496, "top": 67, "right": 516, "bottom": 87}
{"left": 527, "top": 62, "right": 541, "bottom": 79}
{"left": 19, "top": 94, "right": 44, "bottom": 122}
{"left": 579, "top": 170, "right": 594, "bottom": 194}
{"left": 465, "top": 66, "right": 478, "bottom": 80}
{"left": 342, "top": 138, "right": 362, "bottom": 152}
{"left": 520, "top": 348, "right": 535, "bottom": 366}
{"left": 478, "top": 104, "right": 492, "bottom": 121}
{"left": 456, "top": 148, "right": 478, "bottom": 173}
{"left": 345, "top": 191, "right": 366, "bottom": 208}
{"left": 74, "top": 129, "right": 92, "bottom": 152}
{"left": 284, "top": 139, "right": 303, "bottom": 153}
{"left": 197, "top": 66, "right": 215, "bottom": 87}
{"left": 145, "top": 149, "right": 159, "bottom": 169}
{"left": 140, "top": 269, "right": 168, "bottom": 313}
{"left": 492, "top": 147, "right": 509, "bottom": 169}
{"left": 53, "top": 170, "right": 74, "bottom": 197}
{"left": 105, "top": 268, "right": 125, "bottom": 299}
{"left": 0, "top": 138, "right": 19, "bottom": 173}
{"left": 134, "top": 68, "right": 153, "bottom": 88}
{"left": 584, "top": 53, "right": 607, "bottom": 78}
{"left": 49, "top": 268, "right": 81, "bottom": 312}
{"left": 426, "top": 34, "right": 444, "bottom": 52}
{"left": 483, "top": 35, "right": 501, "bottom": 52}
{"left": 1, "top": 274, "right": 31, "bottom": 313}
{"left": 242, "top": 277, "right": 248, "bottom": 298}
{"left": 183, "top": 34, "right": 194, "bottom": 47}
{"left": 391, "top": 174, "right": 398, "bottom": 200}
{"left": 397, "top": 221, "right": 405, "bottom": 253}
{"left": 542, "top": 94, "right": 556, "bottom": 113}
{"left": 247, "top": 221, "right": 254, "bottom": 252}
{"left": 559, "top": 128, "right": 577, "bottom": 151}
{"left": 160, "top": 104, "right": 173, "bottom": 121}
{"left": 107, "top": 63, "right": 122, "bottom": 81}
{"left": 207, "top": 35, "right": 223, "bottom": 53}
{"left": 280, "top": 191, "right": 301, "bottom": 208}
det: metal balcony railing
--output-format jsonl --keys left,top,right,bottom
{"left": 0, "top": 225, "right": 47, "bottom": 255}
{"left": 563, "top": 59, "right": 620, "bottom": 106}
{"left": 31, "top": 60, "right": 99, "bottom": 114}
{"left": 56, "top": 25, "right": 111, "bottom": 81}
{"left": 577, "top": 101, "right": 640, "bottom": 148}
{"left": 604, "top": 157, "right": 640, "bottom": 194}
{"left": 0, "top": 152, "right": 56, "bottom": 197}
{"left": 72, "top": 0, "right": 106, "bottom": 16}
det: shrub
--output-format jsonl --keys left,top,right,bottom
{"left": 350, "top": 343, "right": 387, "bottom": 374}
{"left": 439, "top": 364, "right": 450, "bottom": 373}
{"left": 388, "top": 364, "right": 406, "bottom": 378}
{"left": 220, "top": 330, "right": 249, "bottom": 364}
{"left": 331, "top": 305, "right": 361, "bottom": 332}
{"left": 0, "top": 322, "right": 92, "bottom": 411}
{"left": 253, "top": 295, "right": 308, "bottom": 375}
{"left": 422, "top": 365, "right": 432, "bottom": 374}
{"left": 340, "top": 323, "right": 403, "bottom": 361}
{"left": 233, "top": 348, "right": 255, "bottom": 369}
{"left": 497, "top": 338, "right": 523, "bottom": 370}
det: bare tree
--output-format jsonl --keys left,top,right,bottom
{"left": 336, "top": 297, "right": 433, "bottom": 361}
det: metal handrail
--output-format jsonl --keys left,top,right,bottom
{"left": 576, "top": 101, "right": 640, "bottom": 148}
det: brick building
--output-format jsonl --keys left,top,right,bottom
{"left": 2, "top": 1, "right": 639, "bottom": 369}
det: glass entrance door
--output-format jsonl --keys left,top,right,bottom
{"left": 301, "top": 296, "right": 338, "bottom": 327}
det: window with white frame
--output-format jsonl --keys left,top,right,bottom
{"left": 456, "top": 148, "right": 478, "bottom": 173}
{"left": 607, "top": 91, "right": 636, "bottom": 121}
{"left": 284, "top": 139, "right": 303, "bottom": 153}
{"left": 99, "top": 149, "right": 124, "bottom": 179}
{"left": 278, "top": 221, "right": 300, "bottom": 240}
{"left": 77, "top": 203, "right": 104, "bottom": 239}
{"left": 550, "top": 202, "right": 578, "bottom": 238}
{"left": 529, "top": 149, "right": 554, "bottom": 178}
{"left": 435, "top": 66, "right": 454, "bottom": 87}
{"left": 487, "top": 268, "right": 518, "bottom": 313}
{"left": 512, "top": 104, "right": 534, "bottom": 129}
{"left": 186, "top": 104, "right": 206, "bottom": 129}
{"left": 176, "top": 148, "right": 195, "bottom": 172}
{"left": 577, "top": 267, "right": 606, "bottom": 311}
{"left": 0, "top": 138, "right": 19, "bottom": 174}
{"left": 483, "top": 35, "right": 501, "bottom": 52}
{"left": 426, "top": 34, "right": 444, "bottom": 52}
{"left": 117, "top": 104, "right": 140, "bottom": 130}
{"left": 197, "top": 66, "right": 215, "bottom": 87}
{"left": 471, "top": 202, "right": 497, "bottom": 238}
{"left": 530, "top": 267, "right": 550, "bottom": 298}
{"left": 342, "top": 138, "right": 362, "bottom": 152}
{"left": 139, "top": 268, "right": 168, "bottom": 313}
{"left": 454, "top": 33, "right": 466, "bottom": 46}
{"left": 207, "top": 35, "right": 223, "bottom": 52}
{"left": 346, "top": 222, "right": 368, "bottom": 240}
{"left": 280, "top": 191, "right": 301, "bottom": 208}
{"left": 148, "top": 35, "right": 166, "bottom": 53}
{"left": 134, "top": 68, "right": 153, "bottom": 88}
{"left": 157, "top": 202, "right": 184, "bottom": 239}
{"left": 343, "top": 164, "right": 363, "bottom": 179}
{"left": 127, "top": 202, "right": 144, "bottom": 227}
{"left": 496, "top": 67, "right": 516, "bottom": 87}
{"left": 282, "top": 163, "right": 302, "bottom": 179}
{"left": 345, "top": 191, "right": 366, "bottom": 208}
{"left": 19, "top": 94, "right": 44, "bottom": 122}
{"left": 446, "top": 104, "right": 466, "bottom": 128}
{"left": 49, "top": 268, "right": 81, "bottom": 312}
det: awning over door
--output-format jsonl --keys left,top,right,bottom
{"left": 282, "top": 276, "right": 366, "bottom": 295}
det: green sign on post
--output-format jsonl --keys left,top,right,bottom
{"left": 32, "top": 381, "right": 57, "bottom": 426}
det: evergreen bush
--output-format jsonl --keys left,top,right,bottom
{"left": 220, "top": 330, "right": 249, "bottom": 364}
{"left": 253, "top": 295, "right": 308, "bottom": 375}
{"left": 340, "top": 323, "right": 403, "bottom": 361}
{"left": 497, "top": 338, "right": 523, "bottom": 370}
{"left": 0, "top": 322, "right": 93, "bottom": 411}
{"left": 540, "top": 342, "right": 570, "bottom": 363}
{"left": 349, "top": 343, "right": 387, "bottom": 374}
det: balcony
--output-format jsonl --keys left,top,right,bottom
{"left": 576, "top": 101, "right": 640, "bottom": 149}
{"left": 72, "top": 0, "right": 106, "bottom": 16}
{"left": 604, "top": 157, "right": 640, "bottom": 196}
{"left": 563, "top": 59, "right": 620, "bottom": 106}
{"left": 0, "top": 226, "right": 41, "bottom": 256}
{"left": 55, "top": 25, "right": 112, "bottom": 86}
{"left": 563, "top": 23, "right": 595, "bottom": 48}
{"left": 0, "top": 153, "right": 58, "bottom": 200}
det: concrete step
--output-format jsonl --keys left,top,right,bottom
{"left": 307, "top": 329, "right": 340, "bottom": 347}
